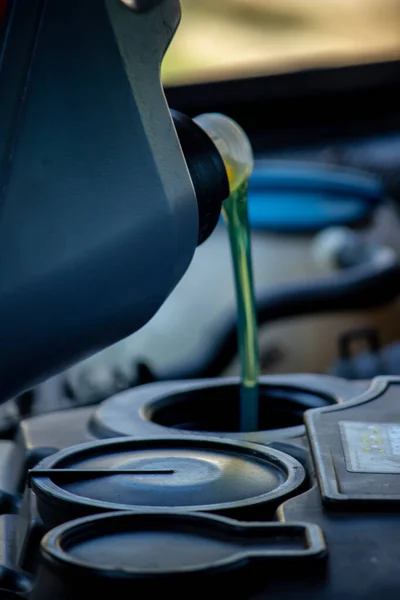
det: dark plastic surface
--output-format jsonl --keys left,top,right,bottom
{"left": 43, "top": 511, "right": 325, "bottom": 571}
{"left": 0, "top": 515, "right": 32, "bottom": 594}
{"left": 306, "top": 377, "right": 400, "bottom": 505}
{"left": 276, "top": 478, "right": 400, "bottom": 599}
{"left": 0, "top": 0, "right": 200, "bottom": 403}
{"left": 90, "top": 375, "right": 368, "bottom": 445}
{"left": 121, "top": 0, "right": 166, "bottom": 11}
{"left": 31, "top": 436, "right": 305, "bottom": 528}
{"left": 149, "top": 386, "right": 329, "bottom": 430}
{"left": 29, "top": 510, "right": 325, "bottom": 599}
{"left": 31, "top": 514, "right": 325, "bottom": 599}
{"left": 6, "top": 375, "right": 400, "bottom": 598}
{"left": 16, "top": 376, "right": 369, "bottom": 459}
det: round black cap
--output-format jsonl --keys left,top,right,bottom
{"left": 31, "top": 435, "right": 305, "bottom": 528}
{"left": 172, "top": 110, "right": 229, "bottom": 245}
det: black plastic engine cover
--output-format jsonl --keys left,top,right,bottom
{"left": 1, "top": 374, "right": 400, "bottom": 598}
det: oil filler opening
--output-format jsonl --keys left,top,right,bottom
{"left": 147, "top": 384, "right": 333, "bottom": 433}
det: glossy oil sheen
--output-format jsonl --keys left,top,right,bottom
{"left": 222, "top": 179, "right": 260, "bottom": 431}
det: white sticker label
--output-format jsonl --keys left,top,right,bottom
{"left": 340, "top": 421, "right": 400, "bottom": 474}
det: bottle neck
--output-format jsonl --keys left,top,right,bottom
{"left": 171, "top": 110, "right": 229, "bottom": 245}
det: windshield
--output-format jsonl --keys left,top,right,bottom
{"left": 162, "top": 0, "right": 400, "bottom": 85}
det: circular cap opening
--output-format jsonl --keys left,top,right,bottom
{"left": 46, "top": 511, "right": 262, "bottom": 574}
{"left": 31, "top": 436, "right": 305, "bottom": 525}
{"left": 37, "top": 510, "right": 324, "bottom": 600}
{"left": 148, "top": 384, "right": 331, "bottom": 433}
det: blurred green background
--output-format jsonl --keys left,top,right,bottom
{"left": 162, "top": 0, "right": 400, "bottom": 84}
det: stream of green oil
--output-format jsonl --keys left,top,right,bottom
{"left": 222, "top": 179, "right": 260, "bottom": 432}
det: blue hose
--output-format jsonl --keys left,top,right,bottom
{"left": 230, "top": 161, "right": 383, "bottom": 232}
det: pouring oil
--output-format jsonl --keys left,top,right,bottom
{"left": 194, "top": 114, "right": 259, "bottom": 431}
